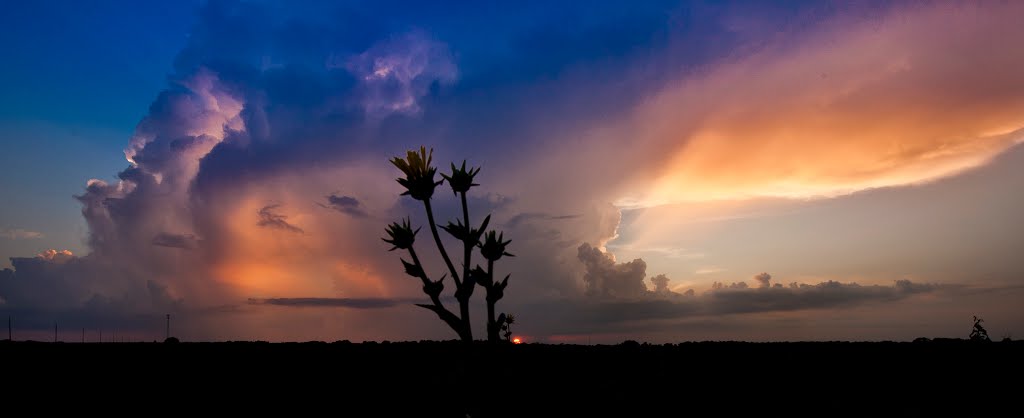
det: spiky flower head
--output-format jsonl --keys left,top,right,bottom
{"left": 441, "top": 160, "right": 480, "bottom": 195}
{"left": 391, "top": 146, "right": 443, "bottom": 201}
{"left": 440, "top": 215, "right": 490, "bottom": 245}
{"left": 470, "top": 265, "right": 492, "bottom": 287}
{"left": 479, "top": 230, "right": 514, "bottom": 261}
{"left": 382, "top": 218, "right": 419, "bottom": 251}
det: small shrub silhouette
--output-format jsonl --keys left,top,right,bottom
{"left": 385, "top": 147, "right": 514, "bottom": 343}
{"left": 969, "top": 316, "right": 991, "bottom": 342}
{"left": 498, "top": 313, "right": 515, "bottom": 342}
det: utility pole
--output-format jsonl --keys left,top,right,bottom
{"left": 7, "top": 316, "right": 11, "bottom": 341}
{"left": 54, "top": 322, "right": 58, "bottom": 343}
{"left": 166, "top": 314, "right": 170, "bottom": 340}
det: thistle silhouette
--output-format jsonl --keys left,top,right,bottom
{"left": 386, "top": 147, "right": 514, "bottom": 343}
{"left": 498, "top": 313, "right": 516, "bottom": 342}
{"left": 480, "top": 231, "right": 513, "bottom": 341}
{"left": 969, "top": 316, "right": 991, "bottom": 342}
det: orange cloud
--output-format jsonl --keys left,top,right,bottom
{"left": 615, "top": 3, "right": 1024, "bottom": 205}
{"left": 37, "top": 249, "right": 73, "bottom": 262}
{"left": 203, "top": 165, "right": 406, "bottom": 301}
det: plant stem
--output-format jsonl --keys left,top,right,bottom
{"left": 408, "top": 246, "right": 467, "bottom": 341}
{"left": 423, "top": 199, "right": 460, "bottom": 286}
{"left": 486, "top": 259, "right": 498, "bottom": 342}
{"left": 460, "top": 191, "right": 472, "bottom": 286}
{"left": 423, "top": 199, "right": 471, "bottom": 341}
{"left": 459, "top": 191, "right": 473, "bottom": 338}
{"left": 406, "top": 246, "right": 432, "bottom": 287}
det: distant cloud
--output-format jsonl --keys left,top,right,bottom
{"left": 712, "top": 281, "right": 749, "bottom": 290}
{"left": 505, "top": 212, "right": 580, "bottom": 228}
{"left": 257, "top": 204, "right": 303, "bottom": 233}
{"left": 539, "top": 279, "right": 942, "bottom": 333}
{"left": 0, "top": 249, "right": 179, "bottom": 325}
{"left": 605, "top": 243, "right": 705, "bottom": 260}
{"left": 650, "top": 274, "right": 671, "bottom": 293}
{"left": 248, "top": 297, "right": 415, "bottom": 309}
{"left": 577, "top": 243, "right": 684, "bottom": 299}
{"left": 319, "top": 194, "right": 368, "bottom": 218}
{"left": 753, "top": 272, "right": 772, "bottom": 288}
{"left": 577, "top": 242, "right": 648, "bottom": 298}
{"left": 704, "top": 279, "right": 937, "bottom": 315}
{"left": 0, "top": 229, "right": 43, "bottom": 240}
{"left": 36, "top": 249, "right": 74, "bottom": 262}
{"left": 152, "top": 232, "right": 200, "bottom": 249}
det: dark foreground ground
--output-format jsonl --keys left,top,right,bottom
{"left": 2, "top": 339, "right": 1021, "bottom": 416}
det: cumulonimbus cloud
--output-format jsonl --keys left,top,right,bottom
{"left": 577, "top": 242, "right": 649, "bottom": 298}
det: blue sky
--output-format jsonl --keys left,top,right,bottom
{"left": 0, "top": 1, "right": 199, "bottom": 264}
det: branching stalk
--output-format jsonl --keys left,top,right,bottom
{"left": 423, "top": 199, "right": 461, "bottom": 287}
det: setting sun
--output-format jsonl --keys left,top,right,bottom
{"left": 513, "top": 337, "right": 522, "bottom": 344}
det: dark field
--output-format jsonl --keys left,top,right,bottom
{"left": 2, "top": 339, "right": 1020, "bottom": 416}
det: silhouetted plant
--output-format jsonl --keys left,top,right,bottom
{"left": 386, "top": 147, "right": 513, "bottom": 343}
{"left": 969, "top": 316, "right": 991, "bottom": 342}
{"left": 498, "top": 313, "right": 515, "bottom": 342}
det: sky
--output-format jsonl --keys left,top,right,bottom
{"left": 1, "top": 0, "right": 1022, "bottom": 343}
